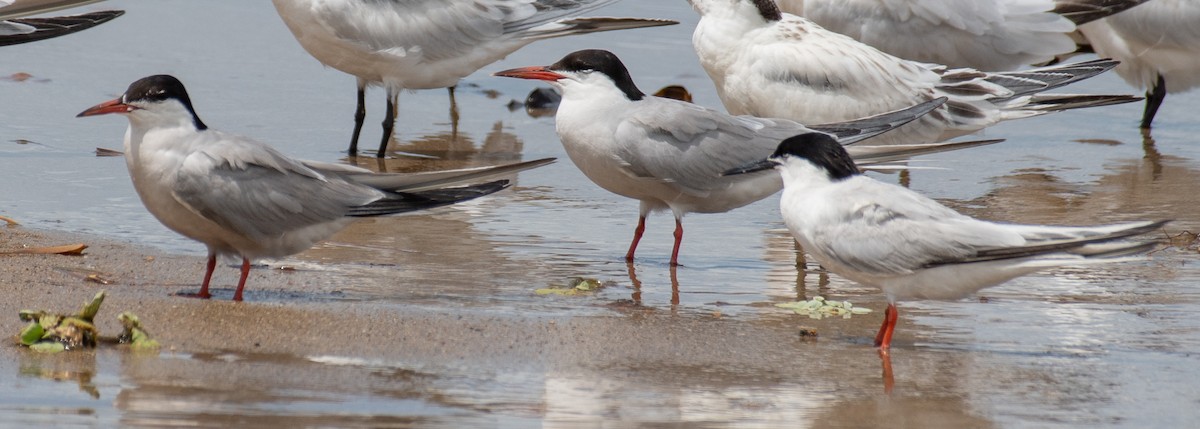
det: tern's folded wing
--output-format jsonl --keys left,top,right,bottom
{"left": 169, "top": 140, "right": 380, "bottom": 240}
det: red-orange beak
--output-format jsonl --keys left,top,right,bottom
{"left": 492, "top": 66, "right": 566, "bottom": 81}
{"left": 76, "top": 98, "right": 136, "bottom": 117}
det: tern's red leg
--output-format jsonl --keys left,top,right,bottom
{"left": 669, "top": 218, "right": 683, "bottom": 266}
{"left": 874, "top": 303, "right": 899, "bottom": 351}
{"left": 181, "top": 254, "right": 217, "bottom": 299}
{"left": 232, "top": 258, "right": 251, "bottom": 302}
{"left": 625, "top": 215, "right": 647, "bottom": 262}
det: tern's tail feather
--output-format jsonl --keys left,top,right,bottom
{"left": 345, "top": 158, "right": 555, "bottom": 193}
{"left": 348, "top": 180, "right": 510, "bottom": 217}
{"left": 988, "top": 58, "right": 1119, "bottom": 99}
{"left": 931, "top": 220, "right": 1170, "bottom": 266}
{"left": 1020, "top": 93, "right": 1143, "bottom": 112}
{"left": 1054, "top": 0, "right": 1152, "bottom": 25}
{"left": 0, "top": 10, "right": 124, "bottom": 46}
{"left": 522, "top": 17, "right": 678, "bottom": 41}
{"left": 810, "top": 97, "right": 948, "bottom": 145}
{"left": 849, "top": 138, "right": 1004, "bottom": 166}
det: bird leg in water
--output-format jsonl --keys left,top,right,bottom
{"left": 625, "top": 215, "right": 647, "bottom": 262}
{"left": 879, "top": 348, "right": 895, "bottom": 395}
{"left": 349, "top": 79, "right": 367, "bottom": 155}
{"left": 874, "top": 303, "right": 899, "bottom": 351}
{"left": 1141, "top": 74, "right": 1167, "bottom": 129}
{"left": 377, "top": 89, "right": 398, "bottom": 158}
{"left": 448, "top": 86, "right": 460, "bottom": 135}
{"left": 232, "top": 258, "right": 252, "bottom": 302}
{"left": 670, "top": 218, "right": 684, "bottom": 266}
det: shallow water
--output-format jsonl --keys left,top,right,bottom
{"left": 3, "top": 0, "right": 1200, "bottom": 427}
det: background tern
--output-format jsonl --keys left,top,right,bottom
{"left": 688, "top": 0, "right": 1140, "bottom": 146}
{"left": 727, "top": 132, "right": 1167, "bottom": 353}
{"left": 495, "top": 49, "right": 1000, "bottom": 267}
{"left": 77, "top": 74, "right": 555, "bottom": 301}
{"left": 0, "top": 0, "right": 123, "bottom": 46}
{"left": 775, "top": 0, "right": 1149, "bottom": 71}
{"left": 1077, "top": 0, "right": 1200, "bottom": 128}
{"left": 270, "top": 0, "right": 677, "bottom": 158}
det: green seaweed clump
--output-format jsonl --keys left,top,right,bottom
{"left": 535, "top": 277, "right": 609, "bottom": 296}
{"left": 116, "top": 312, "right": 160, "bottom": 351}
{"left": 18, "top": 291, "right": 105, "bottom": 353}
{"left": 775, "top": 296, "right": 873, "bottom": 319}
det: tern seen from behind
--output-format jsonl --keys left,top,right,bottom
{"left": 78, "top": 75, "right": 554, "bottom": 301}
{"left": 1078, "top": 0, "right": 1200, "bottom": 128}
{"left": 728, "top": 132, "right": 1167, "bottom": 352}
{"left": 495, "top": 49, "right": 1001, "bottom": 267}
{"left": 271, "top": 0, "right": 677, "bottom": 157}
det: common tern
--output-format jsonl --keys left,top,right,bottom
{"left": 0, "top": 0, "right": 122, "bottom": 46}
{"left": 495, "top": 49, "right": 1000, "bottom": 266}
{"left": 688, "top": 0, "right": 1139, "bottom": 146}
{"left": 270, "top": 0, "right": 677, "bottom": 158}
{"left": 1078, "top": 0, "right": 1200, "bottom": 128}
{"left": 727, "top": 132, "right": 1166, "bottom": 352}
{"left": 775, "top": 0, "right": 1148, "bottom": 70}
{"left": 77, "top": 75, "right": 554, "bottom": 301}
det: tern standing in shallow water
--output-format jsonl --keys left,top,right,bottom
{"left": 688, "top": 0, "right": 1139, "bottom": 146}
{"left": 270, "top": 0, "right": 676, "bottom": 157}
{"left": 727, "top": 132, "right": 1166, "bottom": 352}
{"left": 78, "top": 75, "right": 554, "bottom": 301}
{"left": 1078, "top": 0, "right": 1200, "bottom": 128}
{"left": 495, "top": 49, "right": 1001, "bottom": 267}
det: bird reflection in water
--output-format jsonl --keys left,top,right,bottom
{"left": 345, "top": 121, "right": 525, "bottom": 175}
{"left": 625, "top": 263, "right": 680, "bottom": 308}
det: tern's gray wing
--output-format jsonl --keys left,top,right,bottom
{"left": 800, "top": 178, "right": 1026, "bottom": 276}
{"left": 169, "top": 134, "right": 381, "bottom": 241}
{"left": 614, "top": 97, "right": 820, "bottom": 194}
{"left": 322, "top": 157, "right": 555, "bottom": 192}
{"left": 309, "top": 0, "right": 527, "bottom": 63}
{"left": 808, "top": 97, "right": 947, "bottom": 145}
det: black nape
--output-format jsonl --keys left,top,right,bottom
{"left": 773, "top": 133, "right": 860, "bottom": 180}
{"left": 124, "top": 74, "right": 208, "bottom": 130}
{"left": 550, "top": 49, "right": 646, "bottom": 101}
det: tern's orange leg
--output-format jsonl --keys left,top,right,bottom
{"left": 625, "top": 215, "right": 647, "bottom": 262}
{"left": 669, "top": 218, "right": 683, "bottom": 266}
{"left": 232, "top": 258, "right": 251, "bottom": 302}
{"left": 874, "top": 303, "right": 899, "bottom": 351}
{"left": 182, "top": 254, "right": 217, "bottom": 300}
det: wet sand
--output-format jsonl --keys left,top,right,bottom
{"left": 1, "top": 224, "right": 917, "bottom": 427}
